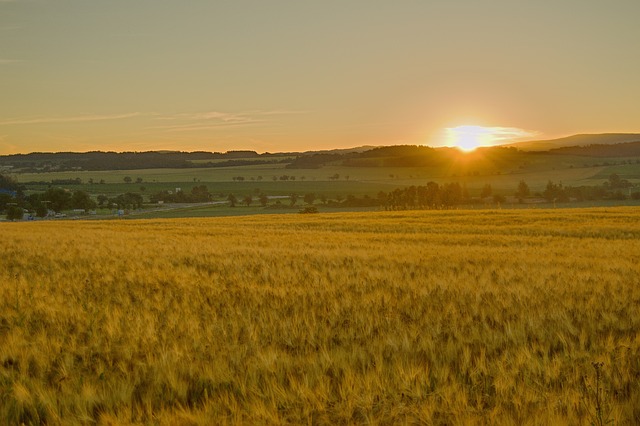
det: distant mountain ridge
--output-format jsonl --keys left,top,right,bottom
{"left": 505, "top": 133, "right": 640, "bottom": 151}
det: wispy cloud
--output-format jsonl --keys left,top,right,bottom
{"left": 155, "top": 111, "right": 253, "bottom": 123}
{"left": 445, "top": 125, "right": 538, "bottom": 142}
{"left": 0, "top": 113, "right": 141, "bottom": 126}
{"left": 156, "top": 122, "right": 265, "bottom": 133}
{"left": 151, "top": 109, "right": 307, "bottom": 132}
{"left": 487, "top": 126, "right": 540, "bottom": 142}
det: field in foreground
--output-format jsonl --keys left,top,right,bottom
{"left": 1, "top": 209, "right": 639, "bottom": 425}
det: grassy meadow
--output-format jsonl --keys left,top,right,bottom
{"left": 1, "top": 208, "right": 640, "bottom": 424}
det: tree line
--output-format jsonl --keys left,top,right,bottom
{"left": 0, "top": 151, "right": 289, "bottom": 172}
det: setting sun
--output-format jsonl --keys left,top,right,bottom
{"left": 446, "top": 125, "right": 496, "bottom": 152}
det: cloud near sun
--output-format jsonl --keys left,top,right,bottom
{"left": 445, "top": 125, "right": 537, "bottom": 151}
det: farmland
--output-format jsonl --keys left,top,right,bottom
{"left": 2, "top": 153, "right": 638, "bottom": 221}
{"left": 2, "top": 144, "right": 639, "bottom": 221}
{"left": 1, "top": 208, "right": 639, "bottom": 424}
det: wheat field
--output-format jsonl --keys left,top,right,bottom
{"left": 1, "top": 208, "right": 639, "bottom": 425}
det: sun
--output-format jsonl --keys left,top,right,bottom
{"left": 446, "top": 125, "right": 495, "bottom": 152}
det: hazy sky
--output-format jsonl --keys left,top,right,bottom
{"left": 1, "top": 1, "right": 639, "bottom": 154}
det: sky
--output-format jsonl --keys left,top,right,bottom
{"left": 1, "top": 0, "right": 639, "bottom": 155}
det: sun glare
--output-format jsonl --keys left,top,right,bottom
{"left": 446, "top": 125, "right": 495, "bottom": 152}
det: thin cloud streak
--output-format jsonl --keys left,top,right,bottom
{"left": 154, "top": 112, "right": 250, "bottom": 123}
{"left": 154, "top": 110, "right": 309, "bottom": 122}
{"left": 0, "top": 113, "right": 141, "bottom": 126}
{"left": 150, "top": 121, "right": 266, "bottom": 133}
{"left": 150, "top": 109, "right": 308, "bottom": 133}
{"left": 488, "top": 127, "right": 540, "bottom": 141}
{"left": 444, "top": 126, "right": 539, "bottom": 142}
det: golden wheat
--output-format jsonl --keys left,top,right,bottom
{"left": 1, "top": 208, "right": 639, "bottom": 424}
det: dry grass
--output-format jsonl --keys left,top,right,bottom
{"left": 1, "top": 208, "right": 639, "bottom": 424}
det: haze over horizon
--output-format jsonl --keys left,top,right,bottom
{"left": 1, "top": 1, "right": 639, "bottom": 155}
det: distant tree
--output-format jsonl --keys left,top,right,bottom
{"left": 243, "top": 195, "right": 253, "bottom": 207}
{"left": 290, "top": 193, "right": 298, "bottom": 206}
{"left": 43, "top": 187, "right": 72, "bottom": 212}
{"left": 543, "top": 181, "right": 557, "bottom": 202}
{"left": 0, "top": 193, "right": 12, "bottom": 212}
{"left": 303, "top": 193, "right": 316, "bottom": 205}
{"left": 543, "top": 181, "right": 569, "bottom": 202}
{"left": 136, "top": 177, "right": 143, "bottom": 184}
{"left": 97, "top": 194, "right": 108, "bottom": 206}
{"left": 6, "top": 205, "right": 23, "bottom": 221}
{"left": 227, "top": 193, "right": 237, "bottom": 207}
{"left": 606, "top": 173, "right": 631, "bottom": 189}
{"left": 99, "top": 179, "right": 105, "bottom": 184}
{"left": 88, "top": 178, "right": 94, "bottom": 185}
{"left": 515, "top": 180, "right": 530, "bottom": 198}
{"left": 320, "top": 194, "right": 328, "bottom": 204}
{"left": 481, "top": 184, "right": 492, "bottom": 198}
{"left": 190, "top": 185, "right": 211, "bottom": 202}
{"left": 441, "top": 182, "right": 462, "bottom": 207}
{"left": 0, "top": 173, "right": 19, "bottom": 191}
{"left": 259, "top": 194, "right": 269, "bottom": 207}
{"left": 461, "top": 184, "right": 470, "bottom": 202}
{"left": 35, "top": 204, "right": 48, "bottom": 218}
{"left": 123, "top": 176, "right": 132, "bottom": 184}
{"left": 113, "top": 192, "right": 143, "bottom": 209}
{"left": 71, "top": 190, "right": 97, "bottom": 211}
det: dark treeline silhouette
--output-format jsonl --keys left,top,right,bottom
{"left": 380, "top": 183, "right": 466, "bottom": 210}
{"left": 5, "top": 141, "right": 640, "bottom": 173}
{"left": 0, "top": 151, "right": 290, "bottom": 172}
{"left": 543, "top": 174, "right": 638, "bottom": 202}
{"left": 324, "top": 182, "right": 467, "bottom": 210}
{"left": 287, "top": 145, "right": 526, "bottom": 169}
{"left": 285, "top": 153, "right": 348, "bottom": 169}
{"left": 150, "top": 185, "right": 213, "bottom": 204}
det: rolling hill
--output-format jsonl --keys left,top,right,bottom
{"left": 505, "top": 133, "right": 640, "bottom": 151}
